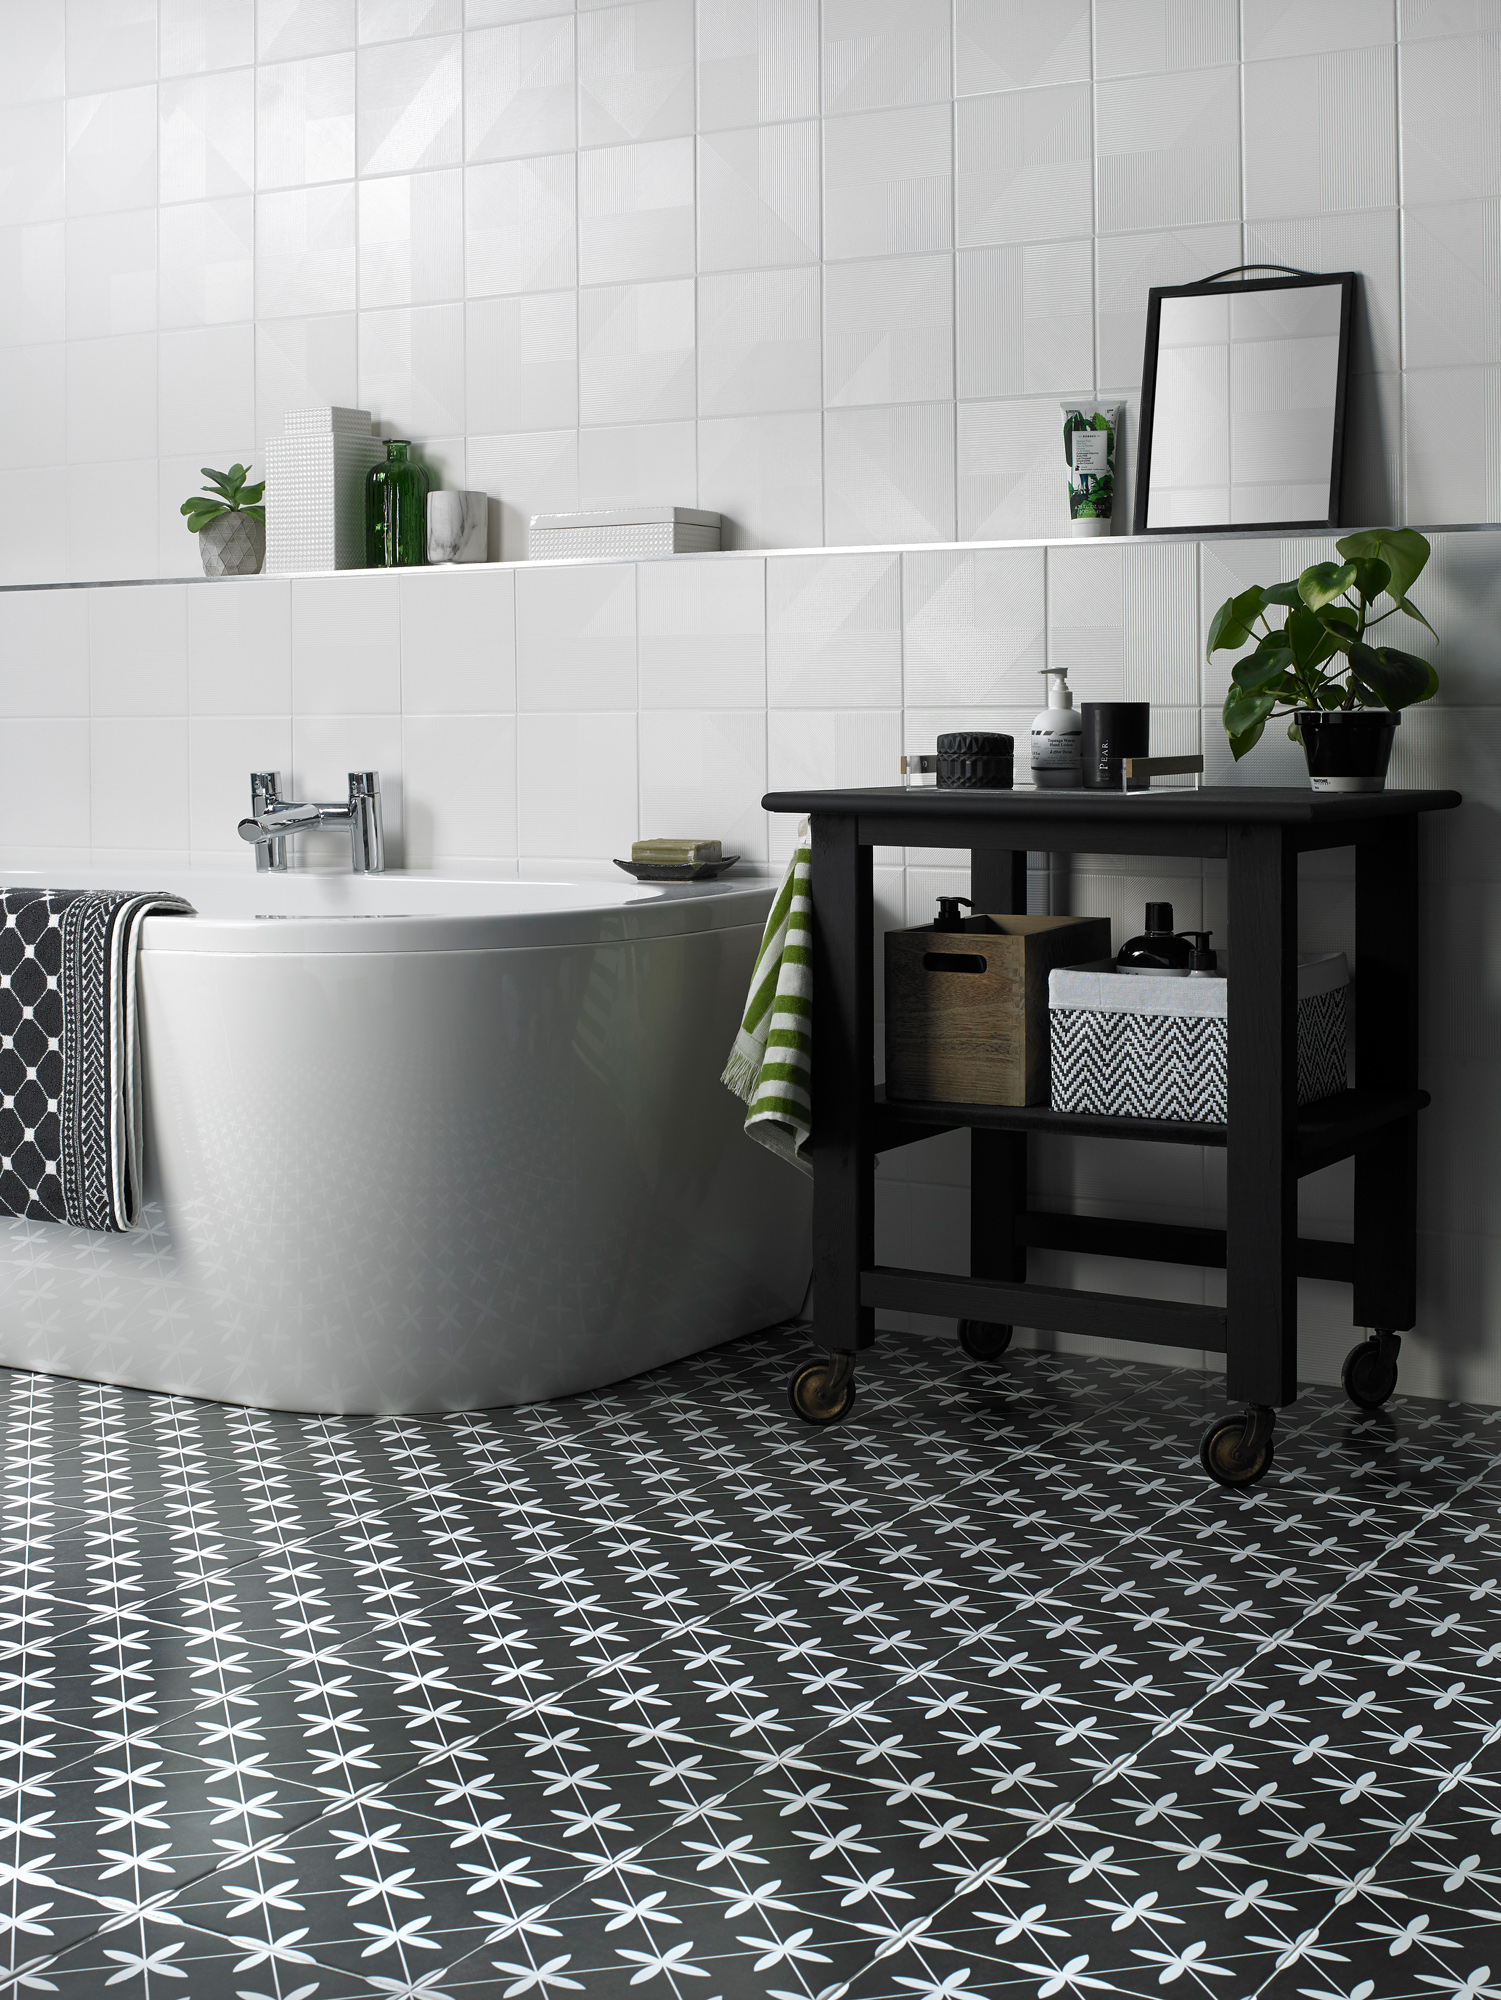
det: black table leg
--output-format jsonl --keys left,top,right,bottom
{"left": 809, "top": 813, "right": 874, "bottom": 1359}
{"left": 1345, "top": 818, "right": 1419, "bottom": 1408}
{"left": 1225, "top": 822, "right": 1298, "bottom": 1410}
{"left": 967, "top": 848, "right": 1029, "bottom": 1359}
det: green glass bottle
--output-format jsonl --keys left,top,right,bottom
{"left": 365, "top": 439, "right": 429, "bottom": 567}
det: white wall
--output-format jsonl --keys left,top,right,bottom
{"left": 1, "top": 0, "right": 1496, "bottom": 583}
{"left": 2, "top": 524, "right": 1498, "bottom": 1403}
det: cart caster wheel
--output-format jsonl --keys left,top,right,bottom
{"left": 958, "top": 1319, "right": 1013, "bottom": 1361}
{"left": 1342, "top": 1331, "right": 1401, "bottom": 1411}
{"left": 788, "top": 1354, "right": 856, "bottom": 1426}
{"left": 1199, "top": 1408, "right": 1276, "bottom": 1488}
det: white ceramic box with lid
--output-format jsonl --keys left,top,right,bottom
{"left": 530, "top": 506, "right": 723, "bottom": 560}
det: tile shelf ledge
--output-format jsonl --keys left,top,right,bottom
{"left": 5, "top": 520, "right": 1499, "bottom": 594}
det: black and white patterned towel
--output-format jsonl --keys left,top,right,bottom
{"left": 0, "top": 888, "right": 194, "bottom": 1232}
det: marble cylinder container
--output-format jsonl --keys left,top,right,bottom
{"left": 427, "top": 490, "right": 488, "bottom": 564}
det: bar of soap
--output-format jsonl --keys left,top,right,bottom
{"left": 632, "top": 838, "right": 722, "bottom": 865}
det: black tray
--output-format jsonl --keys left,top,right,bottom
{"left": 614, "top": 854, "right": 741, "bottom": 882}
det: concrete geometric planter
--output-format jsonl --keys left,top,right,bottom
{"left": 199, "top": 512, "right": 266, "bottom": 577}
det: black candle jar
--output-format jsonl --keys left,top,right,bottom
{"left": 1081, "top": 703, "right": 1149, "bottom": 790}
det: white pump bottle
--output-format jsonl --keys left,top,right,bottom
{"left": 1030, "top": 666, "right": 1082, "bottom": 788}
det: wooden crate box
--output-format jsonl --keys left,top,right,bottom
{"left": 885, "top": 914, "right": 1113, "bottom": 1107}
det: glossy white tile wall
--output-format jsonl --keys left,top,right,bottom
{"left": 4, "top": 522, "right": 1500, "bottom": 1399}
{"left": 6, "top": 0, "right": 1500, "bottom": 584}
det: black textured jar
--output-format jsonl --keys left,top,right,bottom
{"left": 936, "top": 732, "right": 1013, "bottom": 790}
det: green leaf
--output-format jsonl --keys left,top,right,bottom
{"left": 183, "top": 502, "right": 228, "bottom": 532}
{"left": 1337, "top": 527, "right": 1431, "bottom": 602}
{"left": 239, "top": 481, "right": 265, "bottom": 505}
{"left": 1228, "top": 718, "right": 1268, "bottom": 760}
{"left": 1263, "top": 580, "right": 1304, "bottom": 607}
{"left": 1205, "top": 585, "right": 1268, "bottom": 659}
{"left": 1285, "top": 604, "right": 1338, "bottom": 671}
{"left": 1343, "top": 638, "right": 1438, "bottom": 709}
{"left": 1347, "top": 556, "right": 1390, "bottom": 601}
{"left": 242, "top": 504, "right": 266, "bottom": 525}
{"left": 1319, "top": 604, "right": 1359, "bottom": 634}
{"left": 1298, "top": 561, "right": 1357, "bottom": 611}
{"left": 1223, "top": 689, "right": 1278, "bottom": 741}
{"left": 1231, "top": 645, "right": 1296, "bottom": 696}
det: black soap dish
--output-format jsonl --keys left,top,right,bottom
{"left": 614, "top": 854, "right": 741, "bottom": 881}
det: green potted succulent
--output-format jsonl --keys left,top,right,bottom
{"left": 181, "top": 463, "right": 266, "bottom": 577}
{"left": 1207, "top": 528, "right": 1439, "bottom": 792}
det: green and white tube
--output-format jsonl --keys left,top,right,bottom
{"left": 1061, "top": 402, "right": 1123, "bottom": 537}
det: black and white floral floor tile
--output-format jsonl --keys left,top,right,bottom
{"left": 3, "top": 1325, "right": 1501, "bottom": 2000}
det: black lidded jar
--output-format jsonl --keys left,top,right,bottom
{"left": 1081, "top": 701, "right": 1149, "bottom": 790}
{"left": 1117, "top": 901, "right": 1191, "bottom": 975}
{"left": 936, "top": 731, "right": 1013, "bottom": 790}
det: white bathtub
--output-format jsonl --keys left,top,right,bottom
{"left": 0, "top": 868, "right": 811, "bottom": 1413}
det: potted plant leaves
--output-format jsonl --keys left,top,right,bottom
{"left": 1208, "top": 528, "right": 1439, "bottom": 791}
{"left": 181, "top": 464, "right": 266, "bottom": 577}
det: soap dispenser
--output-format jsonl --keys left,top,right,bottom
{"left": 1180, "top": 931, "right": 1220, "bottom": 977}
{"left": 933, "top": 895, "right": 972, "bottom": 932}
{"left": 1030, "top": 666, "right": 1083, "bottom": 789}
{"left": 1117, "top": 902, "right": 1191, "bottom": 975}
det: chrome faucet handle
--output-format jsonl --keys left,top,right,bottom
{"left": 348, "top": 772, "right": 384, "bottom": 874}
{"left": 248, "top": 771, "right": 288, "bottom": 872}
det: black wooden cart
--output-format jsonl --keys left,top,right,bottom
{"left": 761, "top": 784, "right": 1462, "bottom": 1485}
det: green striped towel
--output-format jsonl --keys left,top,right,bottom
{"left": 721, "top": 819, "right": 812, "bottom": 1175}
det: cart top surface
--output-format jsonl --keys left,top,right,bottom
{"left": 762, "top": 785, "right": 1462, "bottom": 825}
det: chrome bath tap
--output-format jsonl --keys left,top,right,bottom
{"left": 238, "top": 771, "right": 385, "bottom": 873}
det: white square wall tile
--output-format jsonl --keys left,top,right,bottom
{"left": 188, "top": 575, "right": 293, "bottom": 714}
{"left": 255, "top": 185, "right": 358, "bottom": 319}
{"left": 1095, "top": 67, "right": 1242, "bottom": 232}
{"left": 1094, "top": 0, "right": 1238, "bottom": 76}
{"left": 698, "top": 268, "right": 821, "bottom": 417}
{"left": 697, "top": 411, "right": 824, "bottom": 550}
{"left": 256, "top": 54, "right": 357, "bottom": 189}
{"left": 89, "top": 585, "right": 189, "bottom": 716}
{"left": 824, "top": 403, "right": 955, "bottom": 547}
{"left": 254, "top": 311, "right": 358, "bottom": 442}
{"left": 188, "top": 714, "right": 294, "bottom": 853}
{"left": 517, "top": 709, "right": 637, "bottom": 858}
{"left": 92, "top": 717, "right": 190, "bottom": 850}
{"left": 696, "top": 123, "right": 820, "bottom": 272}
{"left": 67, "top": 334, "right": 157, "bottom": 461}
{"left": 1047, "top": 541, "right": 1199, "bottom": 706}
{"left": 825, "top": 253, "right": 953, "bottom": 407}
{"left": 955, "top": 84, "right": 1092, "bottom": 247}
{"left": 66, "top": 87, "right": 156, "bottom": 217}
{"left": 578, "top": 136, "right": 695, "bottom": 285}
{"left": 0, "top": 586, "right": 89, "bottom": 717}
{"left": 767, "top": 551, "right": 902, "bottom": 706}
{"left": 0, "top": 102, "right": 66, "bottom": 228}
{"left": 0, "top": 719, "right": 90, "bottom": 847}
{"left": 292, "top": 572, "right": 402, "bottom": 713}
{"left": 515, "top": 561, "right": 635, "bottom": 711}
{"left": 1243, "top": 0, "right": 1394, "bottom": 56}
{"left": 696, "top": 0, "right": 819, "bottom": 130}
{"left": 1406, "top": 365, "right": 1501, "bottom": 521}
{"left": 1420, "top": 529, "right": 1501, "bottom": 706}
{"left": 357, "top": 33, "right": 462, "bottom": 175}
{"left": 399, "top": 566, "right": 515, "bottom": 713}
{"left": 402, "top": 713, "right": 517, "bottom": 863}
{"left": 65, "top": 209, "right": 155, "bottom": 341}
{"left": 259, "top": 0, "right": 357, "bottom": 60}
{"left": 0, "top": 466, "right": 67, "bottom": 588}
{"left": 956, "top": 239, "right": 1094, "bottom": 398}
{"left": 159, "top": 70, "right": 255, "bottom": 204}
{"left": 639, "top": 708, "right": 768, "bottom": 859}
{"left": 1, "top": 0, "right": 65, "bottom": 106}
{"left": 465, "top": 154, "right": 575, "bottom": 296}
{"left": 466, "top": 292, "right": 577, "bottom": 433}
{"left": 638, "top": 555, "right": 765, "bottom": 708}
{"left": 579, "top": 278, "right": 695, "bottom": 424}
{"left": 158, "top": 324, "right": 256, "bottom": 456}
{"left": 359, "top": 301, "right": 466, "bottom": 435}
{"left": 766, "top": 708, "right": 901, "bottom": 855}
{"left": 903, "top": 547, "right": 1046, "bottom": 707}
{"left": 578, "top": 419, "right": 697, "bottom": 508}
{"left": 957, "top": 397, "right": 1073, "bottom": 540}
{"left": 1401, "top": 32, "right": 1501, "bottom": 204}
{"left": 358, "top": 169, "right": 464, "bottom": 308}
{"left": 822, "top": 0, "right": 951, "bottom": 113}
{"left": 360, "top": 0, "right": 461, "bottom": 40}
{"left": 160, "top": 0, "right": 255, "bottom": 74}
{"left": 467, "top": 426, "right": 577, "bottom": 560}
{"left": 67, "top": 459, "right": 159, "bottom": 581}
{"left": 464, "top": 18, "right": 576, "bottom": 162}
{"left": 0, "top": 343, "right": 65, "bottom": 469}
{"left": 1244, "top": 47, "right": 1397, "bottom": 219}
{"left": 955, "top": 0, "right": 1089, "bottom": 92}
{"left": 823, "top": 104, "right": 952, "bottom": 261}
{"left": 0, "top": 218, "right": 66, "bottom": 347}
{"left": 1401, "top": 199, "right": 1501, "bottom": 369}
{"left": 579, "top": 0, "right": 694, "bottom": 144}
{"left": 159, "top": 196, "right": 255, "bottom": 328}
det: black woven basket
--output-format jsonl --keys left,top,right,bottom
{"left": 936, "top": 731, "right": 1014, "bottom": 791}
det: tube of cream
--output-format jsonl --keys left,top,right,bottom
{"left": 1061, "top": 402, "right": 1123, "bottom": 537}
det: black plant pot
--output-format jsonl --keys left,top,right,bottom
{"left": 1295, "top": 707, "right": 1399, "bottom": 793}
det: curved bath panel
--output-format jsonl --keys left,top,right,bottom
{"left": 0, "top": 871, "right": 811, "bottom": 1413}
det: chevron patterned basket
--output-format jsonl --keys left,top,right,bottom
{"left": 1049, "top": 953, "right": 1349, "bottom": 1123}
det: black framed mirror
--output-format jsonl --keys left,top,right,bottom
{"left": 1132, "top": 266, "right": 1355, "bottom": 536}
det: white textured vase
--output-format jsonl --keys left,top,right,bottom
{"left": 427, "top": 489, "right": 488, "bottom": 564}
{"left": 199, "top": 512, "right": 266, "bottom": 577}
